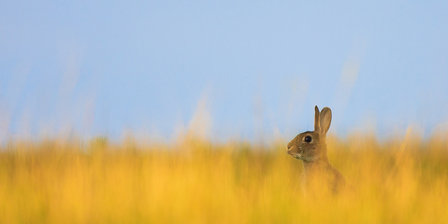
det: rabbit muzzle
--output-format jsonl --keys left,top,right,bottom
{"left": 287, "top": 146, "right": 303, "bottom": 159}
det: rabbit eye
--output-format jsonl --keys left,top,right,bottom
{"left": 304, "top": 136, "right": 312, "bottom": 143}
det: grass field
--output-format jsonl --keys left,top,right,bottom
{"left": 0, "top": 130, "right": 447, "bottom": 223}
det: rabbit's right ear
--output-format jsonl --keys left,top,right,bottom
{"left": 314, "top": 105, "right": 321, "bottom": 133}
{"left": 319, "top": 107, "right": 332, "bottom": 135}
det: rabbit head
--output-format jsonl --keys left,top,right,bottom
{"left": 287, "top": 106, "right": 332, "bottom": 162}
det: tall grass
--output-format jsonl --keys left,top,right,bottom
{"left": 0, "top": 131, "right": 447, "bottom": 223}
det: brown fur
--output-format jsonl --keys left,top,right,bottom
{"left": 287, "top": 106, "right": 345, "bottom": 194}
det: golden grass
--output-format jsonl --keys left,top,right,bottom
{"left": 0, "top": 131, "right": 447, "bottom": 223}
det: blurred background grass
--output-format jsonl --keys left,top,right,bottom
{"left": 0, "top": 130, "right": 447, "bottom": 223}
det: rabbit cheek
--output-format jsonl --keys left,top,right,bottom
{"left": 305, "top": 147, "right": 319, "bottom": 159}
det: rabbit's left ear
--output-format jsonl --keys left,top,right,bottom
{"left": 319, "top": 107, "right": 332, "bottom": 135}
{"left": 314, "top": 106, "right": 321, "bottom": 133}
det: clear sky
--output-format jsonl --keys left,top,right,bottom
{"left": 1, "top": 1, "right": 447, "bottom": 141}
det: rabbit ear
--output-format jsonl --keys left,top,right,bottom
{"left": 314, "top": 105, "right": 321, "bottom": 133}
{"left": 319, "top": 107, "right": 332, "bottom": 135}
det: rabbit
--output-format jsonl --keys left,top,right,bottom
{"left": 287, "top": 106, "right": 345, "bottom": 194}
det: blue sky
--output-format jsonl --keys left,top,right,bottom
{"left": 1, "top": 1, "right": 447, "bottom": 141}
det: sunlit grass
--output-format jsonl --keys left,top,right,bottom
{"left": 0, "top": 131, "right": 447, "bottom": 223}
